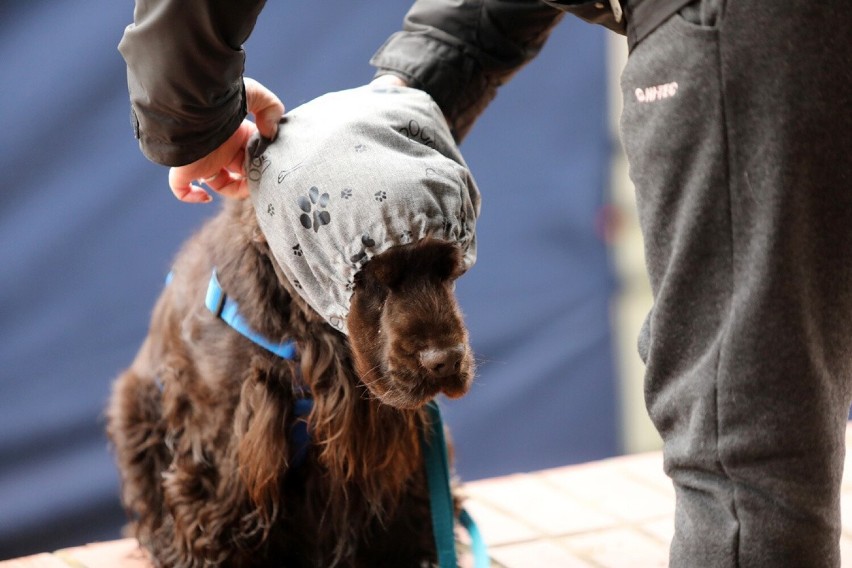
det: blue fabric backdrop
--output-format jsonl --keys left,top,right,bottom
{"left": 0, "top": 1, "right": 616, "bottom": 559}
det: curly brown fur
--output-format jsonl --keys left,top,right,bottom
{"left": 107, "top": 199, "right": 474, "bottom": 567}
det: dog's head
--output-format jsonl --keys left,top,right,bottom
{"left": 346, "top": 238, "right": 473, "bottom": 409}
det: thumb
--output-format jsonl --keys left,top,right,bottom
{"left": 244, "top": 77, "right": 285, "bottom": 140}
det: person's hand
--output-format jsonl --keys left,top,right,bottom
{"left": 370, "top": 74, "right": 409, "bottom": 89}
{"left": 168, "top": 78, "right": 285, "bottom": 203}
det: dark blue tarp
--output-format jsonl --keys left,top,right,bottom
{"left": 0, "top": 1, "right": 616, "bottom": 559}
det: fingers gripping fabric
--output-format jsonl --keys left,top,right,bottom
{"left": 247, "top": 85, "right": 481, "bottom": 334}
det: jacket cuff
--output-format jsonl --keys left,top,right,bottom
{"left": 129, "top": 80, "right": 247, "bottom": 167}
{"left": 371, "top": 32, "right": 494, "bottom": 142}
{"left": 562, "top": 2, "right": 626, "bottom": 35}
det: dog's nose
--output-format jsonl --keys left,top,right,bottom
{"left": 419, "top": 344, "right": 465, "bottom": 378}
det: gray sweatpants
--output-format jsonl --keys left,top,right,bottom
{"left": 619, "top": 0, "right": 852, "bottom": 565}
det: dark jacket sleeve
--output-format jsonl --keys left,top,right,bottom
{"left": 370, "top": 0, "right": 566, "bottom": 141}
{"left": 118, "top": 0, "right": 266, "bottom": 166}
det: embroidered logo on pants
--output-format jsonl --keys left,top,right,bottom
{"left": 634, "top": 82, "right": 679, "bottom": 103}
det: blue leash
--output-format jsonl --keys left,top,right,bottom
{"left": 203, "top": 269, "right": 489, "bottom": 567}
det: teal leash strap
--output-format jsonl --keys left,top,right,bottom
{"left": 422, "top": 401, "right": 459, "bottom": 568}
{"left": 460, "top": 508, "right": 490, "bottom": 568}
{"left": 422, "top": 401, "right": 491, "bottom": 568}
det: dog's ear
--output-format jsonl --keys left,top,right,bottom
{"left": 234, "top": 364, "right": 291, "bottom": 520}
{"left": 362, "top": 240, "right": 464, "bottom": 290}
{"left": 362, "top": 254, "right": 403, "bottom": 290}
{"left": 426, "top": 241, "right": 465, "bottom": 282}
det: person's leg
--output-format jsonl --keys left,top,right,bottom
{"left": 620, "top": 0, "right": 852, "bottom": 565}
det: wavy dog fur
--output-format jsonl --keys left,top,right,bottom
{"left": 107, "top": 199, "right": 474, "bottom": 567}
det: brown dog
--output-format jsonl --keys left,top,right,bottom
{"left": 107, "top": 198, "right": 475, "bottom": 567}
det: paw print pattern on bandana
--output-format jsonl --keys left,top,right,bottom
{"left": 298, "top": 186, "right": 331, "bottom": 232}
{"left": 350, "top": 234, "right": 376, "bottom": 267}
{"left": 341, "top": 188, "right": 353, "bottom": 199}
{"left": 292, "top": 244, "right": 303, "bottom": 257}
{"left": 374, "top": 191, "right": 387, "bottom": 202}
{"left": 267, "top": 203, "right": 275, "bottom": 216}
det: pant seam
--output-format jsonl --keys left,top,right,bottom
{"left": 712, "top": 5, "right": 741, "bottom": 565}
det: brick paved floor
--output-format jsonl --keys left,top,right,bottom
{"left": 6, "top": 424, "right": 852, "bottom": 567}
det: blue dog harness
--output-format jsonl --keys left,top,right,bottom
{"left": 203, "top": 270, "right": 489, "bottom": 567}
{"left": 205, "top": 270, "right": 297, "bottom": 359}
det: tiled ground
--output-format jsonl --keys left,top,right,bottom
{"left": 7, "top": 424, "right": 852, "bottom": 567}
{"left": 459, "top": 451, "right": 674, "bottom": 568}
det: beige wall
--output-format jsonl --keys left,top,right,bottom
{"left": 607, "top": 36, "right": 662, "bottom": 454}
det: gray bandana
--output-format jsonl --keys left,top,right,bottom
{"left": 247, "top": 85, "right": 480, "bottom": 334}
